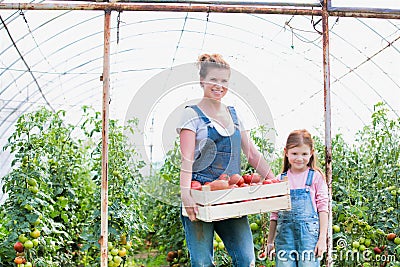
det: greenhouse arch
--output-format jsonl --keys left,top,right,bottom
{"left": 0, "top": 1, "right": 399, "bottom": 266}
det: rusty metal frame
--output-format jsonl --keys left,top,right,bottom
{"left": 1, "top": 0, "right": 399, "bottom": 266}
{"left": 0, "top": 1, "right": 400, "bottom": 18}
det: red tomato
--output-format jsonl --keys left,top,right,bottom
{"left": 218, "top": 173, "right": 230, "bottom": 181}
{"left": 191, "top": 181, "right": 202, "bottom": 190}
{"left": 14, "top": 242, "right": 24, "bottom": 253}
{"left": 250, "top": 173, "right": 261, "bottom": 183}
{"left": 242, "top": 174, "right": 252, "bottom": 184}
{"left": 229, "top": 174, "right": 244, "bottom": 186}
{"left": 263, "top": 179, "right": 273, "bottom": 184}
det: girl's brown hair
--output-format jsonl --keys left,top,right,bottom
{"left": 197, "top": 53, "right": 230, "bottom": 78}
{"left": 282, "top": 129, "right": 325, "bottom": 179}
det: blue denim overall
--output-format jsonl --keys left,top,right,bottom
{"left": 181, "top": 105, "right": 255, "bottom": 267}
{"left": 275, "top": 169, "right": 320, "bottom": 267}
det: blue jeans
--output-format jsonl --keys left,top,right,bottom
{"left": 181, "top": 214, "right": 255, "bottom": 267}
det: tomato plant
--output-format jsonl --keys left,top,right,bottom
{"left": 1, "top": 102, "right": 398, "bottom": 267}
{"left": 327, "top": 103, "right": 400, "bottom": 266}
{"left": 0, "top": 107, "right": 146, "bottom": 266}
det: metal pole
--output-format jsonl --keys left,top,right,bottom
{"left": 1, "top": 2, "right": 400, "bottom": 18}
{"left": 100, "top": 9, "right": 111, "bottom": 267}
{"left": 322, "top": 0, "right": 333, "bottom": 267}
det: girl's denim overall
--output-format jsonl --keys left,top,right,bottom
{"left": 181, "top": 105, "right": 255, "bottom": 267}
{"left": 275, "top": 169, "right": 320, "bottom": 267}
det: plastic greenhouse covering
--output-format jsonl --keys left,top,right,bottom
{"left": 0, "top": 0, "right": 399, "bottom": 186}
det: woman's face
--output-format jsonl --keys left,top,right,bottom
{"left": 200, "top": 67, "right": 230, "bottom": 101}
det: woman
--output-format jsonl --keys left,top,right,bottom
{"left": 177, "top": 53, "right": 275, "bottom": 266}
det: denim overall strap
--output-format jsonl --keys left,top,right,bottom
{"left": 189, "top": 105, "right": 242, "bottom": 184}
{"left": 280, "top": 172, "right": 288, "bottom": 180}
{"left": 186, "top": 105, "right": 211, "bottom": 125}
{"left": 275, "top": 169, "right": 320, "bottom": 266}
{"left": 305, "top": 169, "right": 314, "bottom": 187}
{"left": 227, "top": 106, "right": 239, "bottom": 127}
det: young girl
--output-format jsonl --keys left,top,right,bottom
{"left": 266, "top": 129, "right": 329, "bottom": 266}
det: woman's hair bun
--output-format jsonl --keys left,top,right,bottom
{"left": 197, "top": 53, "right": 230, "bottom": 77}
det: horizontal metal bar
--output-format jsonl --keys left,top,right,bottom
{"left": 1, "top": 1, "right": 400, "bottom": 19}
{"left": 110, "top": 0, "right": 323, "bottom": 7}
{"left": 0, "top": 2, "right": 323, "bottom": 15}
{"left": 328, "top": 6, "right": 400, "bottom": 19}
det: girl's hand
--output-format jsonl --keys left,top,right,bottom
{"left": 314, "top": 238, "right": 327, "bottom": 258}
{"left": 181, "top": 191, "right": 198, "bottom": 221}
{"left": 266, "top": 243, "right": 275, "bottom": 260}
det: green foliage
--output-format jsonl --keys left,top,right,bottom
{"left": 329, "top": 102, "right": 400, "bottom": 266}
{"left": 141, "top": 139, "right": 186, "bottom": 261}
{"left": 1, "top": 102, "right": 399, "bottom": 266}
{"left": 0, "top": 107, "right": 95, "bottom": 266}
{"left": 78, "top": 107, "right": 147, "bottom": 266}
{"left": 0, "top": 106, "right": 146, "bottom": 266}
{"left": 242, "top": 125, "right": 280, "bottom": 175}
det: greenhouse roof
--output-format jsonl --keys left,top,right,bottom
{"left": 0, "top": 0, "right": 399, "bottom": 179}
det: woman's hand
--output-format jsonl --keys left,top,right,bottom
{"left": 181, "top": 189, "right": 198, "bottom": 221}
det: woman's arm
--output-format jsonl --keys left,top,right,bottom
{"left": 241, "top": 130, "right": 275, "bottom": 180}
{"left": 179, "top": 129, "right": 198, "bottom": 221}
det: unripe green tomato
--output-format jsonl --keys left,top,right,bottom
{"left": 19, "top": 234, "right": 28, "bottom": 243}
{"left": 213, "top": 240, "right": 218, "bottom": 248}
{"left": 118, "top": 247, "right": 127, "bottom": 257}
{"left": 110, "top": 248, "right": 119, "bottom": 256}
{"left": 33, "top": 217, "right": 41, "bottom": 226}
{"left": 332, "top": 225, "right": 340, "bottom": 233}
{"left": 30, "top": 229, "right": 40, "bottom": 238}
{"left": 24, "top": 240, "right": 33, "bottom": 249}
{"left": 24, "top": 204, "right": 33, "bottom": 211}
{"left": 32, "top": 239, "right": 39, "bottom": 247}
{"left": 215, "top": 234, "right": 222, "bottom": 242}
{"left": 28, "top": 186, "right": 39, "bottom": 194}
{"left": 113, "top": 255, "right": 122, "bottom": 264}
{"left": 27, "top": 178, "right": 38, "bottom": 187}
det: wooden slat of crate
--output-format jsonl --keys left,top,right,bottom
{"left": 182, "top": 195, "right": 291, "bottom": 222}
{"left": 190, "top": 181, "right": 290, "bottom": 205}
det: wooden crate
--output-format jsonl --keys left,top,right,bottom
{"left": 182, "top": 181, "right": 291, "bottom": 222}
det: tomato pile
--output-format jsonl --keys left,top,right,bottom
{"left": 190, "top": 173, "right": 281, "bottom": 191}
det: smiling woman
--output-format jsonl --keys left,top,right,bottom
{"left": 177, "top": 53, "right": 275, "bottom": 266}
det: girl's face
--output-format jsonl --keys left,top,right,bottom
{"left": 285, "top": 144, "right": 313, "bottom": 173}
{"left": 200, "top": 67, "right": 230, "bottom": 101}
